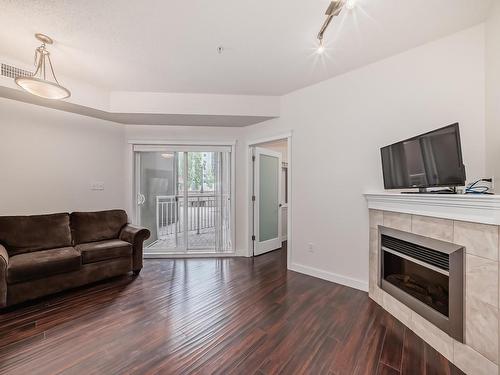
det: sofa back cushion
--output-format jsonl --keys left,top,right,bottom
{"left": 71, "top": 210, "right": 128, "bottom": 245}
{"left": 0, "top": 213, "right": 72, "bottom": 256}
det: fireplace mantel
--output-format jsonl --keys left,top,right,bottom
{"left": 365, "top": 192, "right": 500, "bottom": 225}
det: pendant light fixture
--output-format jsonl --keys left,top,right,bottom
{"left": 15, "top": 33, "right": 70, "bottom": 100}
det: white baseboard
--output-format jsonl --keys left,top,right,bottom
{"left": 144, "top": 252, "right": 240, "bottom": 259}
{"left": 289, "top": 262, "right": 368, "bottom": 292}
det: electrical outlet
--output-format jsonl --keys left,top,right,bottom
{"left": 308, "top": 242, "right": 314, "bottom": 253}
{"left": 90, "top": 182, "right": 104, "bottom": 191}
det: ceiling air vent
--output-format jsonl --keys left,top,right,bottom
{"left": 1, "top": 63, "right": 33, "bottom": 79}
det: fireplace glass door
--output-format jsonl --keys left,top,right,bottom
{"left": 379, "top": 226, "right": 464, "bottom": 342}
{"left": 382, "top": 251, "right": 449, "bottom": 317}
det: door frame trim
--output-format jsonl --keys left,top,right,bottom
{"left": 247, "top": 131, "right": 292, "bottom": 268}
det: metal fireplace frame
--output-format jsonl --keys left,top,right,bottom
{"left": 378, "top": 226, "right": 465, "bottom": 342}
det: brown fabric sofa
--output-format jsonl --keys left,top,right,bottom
{"left": 0, "top": 210, "right": 150, "bottom": 308}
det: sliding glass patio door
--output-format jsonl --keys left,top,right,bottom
{"left": 134, "top": 145, "right": 232, "bottom": 254}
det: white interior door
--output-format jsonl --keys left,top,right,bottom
{"left": 253, "top": 147, "right": 282, "bottom": 255}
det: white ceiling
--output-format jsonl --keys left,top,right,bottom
{"left": 0, "top": 0, "right": 493, "bottom": 95}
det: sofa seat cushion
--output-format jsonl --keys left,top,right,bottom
{"left": 76, "top": 240, "right": 132, "bottom": 264}
{"left": 7, "top": 247, "right": 81, "bottom": 284}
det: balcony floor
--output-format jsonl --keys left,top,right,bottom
{"left": 146, "top": 227, "right": 216, "bottom": 251}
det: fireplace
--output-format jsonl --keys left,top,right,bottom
{"left": 379, "top": 226, "right": 465, "bottom": 342}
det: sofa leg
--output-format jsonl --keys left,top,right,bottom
{"left": 133, "top": 269, "right": 141, "bottom": 276}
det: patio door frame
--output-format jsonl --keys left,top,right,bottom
{"left": 129, "top": 140, "right": 236, "bottom": 257}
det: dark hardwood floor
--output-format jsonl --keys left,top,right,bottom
{"left": 0, "top": 245, "right": 463, "bottom": 374}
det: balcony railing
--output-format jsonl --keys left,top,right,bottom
{"left": 156, "top": 194, "right": 217, "bottom": 239}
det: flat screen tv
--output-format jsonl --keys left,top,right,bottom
{"left": 380, "top": 123, "right": 466, "bottom": 190}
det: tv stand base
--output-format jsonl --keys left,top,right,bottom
{"left": 401, "top": 187, "right": 458, "bottom": 194}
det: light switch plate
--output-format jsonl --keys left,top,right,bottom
{"left": 90, "top": 182, "right": 105, "bottom": 191}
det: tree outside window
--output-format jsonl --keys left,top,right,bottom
{"left": 179, "top": 152, "right": 215, "bottom": 193}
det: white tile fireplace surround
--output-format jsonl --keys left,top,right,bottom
{"left": 365, "top": 193, "right": 500, "bottom": 375}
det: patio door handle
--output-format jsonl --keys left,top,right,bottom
{"left": 137, "top": 193, "right": 146, "bottom": 205}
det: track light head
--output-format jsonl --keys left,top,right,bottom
{"left": 317, "top": 39, "right": 325, "bottom": 54}
{"left": 345, "top": 0, "right": 357, "bottom": 10}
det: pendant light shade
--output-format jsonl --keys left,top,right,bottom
{"left": 15, "top": 33, "right": 70, "bottom": 100}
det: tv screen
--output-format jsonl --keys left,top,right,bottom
{"left": 381, "top": 123, "right": 466, "bottom": 190}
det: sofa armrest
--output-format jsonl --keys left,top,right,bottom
{"left": 0, "top": 244, "right": 8, "bottom": 308}
{"left": 119, "top": 225, "right": 150, "bottom": 272}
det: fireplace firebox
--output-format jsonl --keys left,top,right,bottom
{"left": 379, "top": 226, "right": 464, "bottom": 342}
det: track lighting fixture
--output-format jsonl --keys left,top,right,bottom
{"left": 316, "top": 0, "right": 347, "bottom": 54}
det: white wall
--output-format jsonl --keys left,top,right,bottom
{"left": 486, "top": 1, "right": 500, "bottom": 182}
{"left": 244, "top": 25, "right": 486, "bottom": 290}
{"left": 0, "top": 98, "right": 125, "bottom": 215}
{"left": 110, "top": 92, "right": 280, "bottom": 117}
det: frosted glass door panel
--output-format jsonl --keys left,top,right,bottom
{"left": 259, "top": 155, "right": 279, "bottom": 242}
{"left": 253, "top": 147, "right": 282, "bottom": 255}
